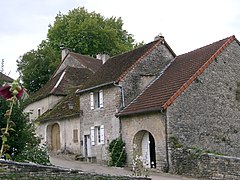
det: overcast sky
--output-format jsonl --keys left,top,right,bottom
{"left": 1, "top": 0, "right": 240, "bottom": 79}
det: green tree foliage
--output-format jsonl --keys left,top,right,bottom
{"left": 17, "top": 7, "right": 136, "bottom": 93}
{"left": 48, "top": 7, "right": 135, "bottom": 56}
{"left": 108, "top": 138, "right": 126, "bottom": 167}
{"left": 0, "top": 97, "right": 50, "bottom": 165}
{"left": 17, "top": 41, "right": 60, "bottom": 93}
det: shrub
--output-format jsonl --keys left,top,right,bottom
{"left": 108, "top": 138, "right": 126, "bottom": 167}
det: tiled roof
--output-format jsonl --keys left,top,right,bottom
{"left": 69, "top": 52, "right": 103, "bottom": 73}
{"left": 25, "top": 66, "right": 93, "bottom": 105}
{"left": 0, "top": 72, "right": 13, "bottom": 83}
{"left": 78, "top": 38, "right": 175, "bottom": 92}
{"left": 37, "top": 88, "right": 80, "bottom": 122}
{"left": 52, "top": 52, "right": 102, "bottom": 77}
{"left": 118, "top": 36, "right": 235, "bottom": 116}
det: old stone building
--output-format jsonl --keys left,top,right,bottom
{"left": 24, "top": 50, "right": 102, "bottom": 152}
{"left": 76, "top": 36, "right": 176, "bottom": 163}
{"left": 118, "top": 35, "right": 240, "bottom": 172}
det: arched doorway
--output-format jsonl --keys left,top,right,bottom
{"left": 133, "top": 130, "right": 156, "bottom": 168}
{"left": 51, "top": 123, "right": 60, "bottom": 151}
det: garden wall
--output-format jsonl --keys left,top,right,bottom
{"left": 171, "top": 148, "right": 240, "bottom": 180}
{"left": 0, "top": 159, "right": 150, "bottom": 179}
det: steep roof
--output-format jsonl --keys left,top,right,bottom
{"left": 37, "top": 88, "right": 80, "bottom": 122}
{"left": 0, "top": 72, "right": 13, "bottom": 83}
{"left": 118, "top": 36, "right": 236, "bottom": 116}
{"left": 69, "top": 52, "right": 103, "bottom": 73}
{"left": 77, "top": 38, "right": 175, "bottom": 92}
{"left": 25, "top": 66, "right": 93, "bottom": 105}
{"left": 52, "top": 52, "right": 102, "bottom": 78}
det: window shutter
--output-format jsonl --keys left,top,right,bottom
{"left": 99, "top": 90, "right": 103, "bottom": 108}
{"left": 90, "top": 126, "right": 95, "bottom": 145}
{"left": 100, "top": 125, "right": 105, "bottom": 144}
{"left": 90, "top": 92, "right": 94, "bottom": 110}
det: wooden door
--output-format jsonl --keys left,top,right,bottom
{"left": 52, "top": 123, "right": 60, "bottom": 151}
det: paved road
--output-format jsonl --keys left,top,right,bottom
{"left": 49, "top": 154, "right": 197, "bottom": 180}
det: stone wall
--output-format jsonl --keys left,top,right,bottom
{"left": 121, "top": 112, "right": 167, "bottom": 171}
{"left": 0, "top": 160, "right": 150, "bottom": 179}
{"left": 121, "top": 41, "right": 175, "bottom": 106}
{"left": 170, "top": 148, "right": 240, "bottom": 179}
{"left": 167, "top": 40, "right": 240, "bottom": 157}
{"left": 80, "top": 85, "right": 121, "bottom": 162}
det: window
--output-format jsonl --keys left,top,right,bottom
{"left": 73, "top": 129, "right": 78, "bottom": 143}
{"left": 90, "top": 125, "right": 105, "bottom": 145}
{"left": 90, "top": 90, "right": 103, "bottom": 109}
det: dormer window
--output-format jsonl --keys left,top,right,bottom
{"left": 90, "top": 90, "right": 103, "bottom": 110}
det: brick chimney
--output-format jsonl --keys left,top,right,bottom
{"left": 96, "top": 54, "right": 110, "bottom": 64}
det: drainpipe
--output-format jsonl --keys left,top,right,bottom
{"left": 113, "top": 81, "right": 125, "bottom": 108}
{"left": 161, "top": 108, "right": 169, "bottom": 173}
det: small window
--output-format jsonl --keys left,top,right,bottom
{"left": 73, "top": 129, "right": 78, "bottom": 143}
{"left": 96, "top": 125, "right": 104, "bottom": 145}
{"left": 90, "top": 90, "right": 103, "bottom": 109}
{"left": 90, "top": 125, "right": 105, "bottom": 145}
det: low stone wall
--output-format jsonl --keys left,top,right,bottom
{"left": 0, "top": 159, "right": 150, "bottom": 179}
{"left": 170, "top": 148, "right": 240, "bottom": 179}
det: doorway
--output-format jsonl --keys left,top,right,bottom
{"left": 51, "top": 123, "right": 60, "bottom": 151}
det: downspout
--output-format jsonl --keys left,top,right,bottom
{"left": 113, "top": 81, "right": 125, "bottom": 139}
{"left": 113, "top": 81, "right": 125, "bottom": 108}
{"left": 162, "top": 108, "right": 169, "bottom": 173}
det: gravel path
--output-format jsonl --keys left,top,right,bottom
{"left": 49, "top": 154, "right": 197, "bottom": 180}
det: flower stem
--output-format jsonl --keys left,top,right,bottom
{"left": 0, "top": 97, "right": 15, "bottom": 158}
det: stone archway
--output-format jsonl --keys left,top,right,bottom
{"left": 133, "top": 130, "right": 156, "bottom": 168}
{"left": 51, "top": 123, "right": 60, "bottom": 152}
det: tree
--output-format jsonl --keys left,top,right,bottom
{"left": 17, "top": 7, "right": 136, "bottom": 93}
{"left": 0, "top": 83, "right": 49, "bottom": 164}
{"left": 17, "top": 41, "right": 60, "bottom": 93}
{"left": 47, "top": 7, "right": 135, "bottom": 56}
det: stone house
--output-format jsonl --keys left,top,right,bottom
{"left": 117, "top": 35, "right": 240, "bottom": 172}
{"left": 24, "top": 50, "right": 102, "bottom": 152}
{"left": 76, "top": 36, "right": 176, "bottom": 163}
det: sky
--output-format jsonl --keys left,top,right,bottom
{"left": 0, "top": 0, "right": 240, "bottom": 79}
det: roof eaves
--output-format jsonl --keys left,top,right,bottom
{"left": 116, "top": 106, "right": 163, "bottom": 117}
{"left": 162, "top": 35, "right": 235, "bottom": 109}
{"left": 115, "top": 39, "right": 162, "bottom": 83}
{"left": 76, "top": 81, "right": 114, "bottom": 94}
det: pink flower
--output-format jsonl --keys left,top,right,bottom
{"left": 0, "top": 85, "right": 24, "bottom": 100}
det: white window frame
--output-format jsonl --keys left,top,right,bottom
{"left": 90, "top": 92, "right": 94, "bottom": 110}
{"left": 90, "top": 90, "right": 104, "bottom": 109}
{"left": 90, "top": 126, "right": 95, "bottom": 145}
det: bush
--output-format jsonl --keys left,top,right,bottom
{"left": 108, "top": 138, "right": 126, "bottom": 167}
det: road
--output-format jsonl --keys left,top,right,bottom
{"left": 49, "top": 154, "right": 197, "bottom": 180}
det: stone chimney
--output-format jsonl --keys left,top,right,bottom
{"left": 61, "top": 48, "right": 70, "bottom": 61}
{"left": 96, "top": 54, "right": 110, "bottom": 64}
{"left": 154, "top": 33, "right": 164, "bottom": 41}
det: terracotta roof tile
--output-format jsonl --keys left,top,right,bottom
{"left": 118, "top": 36, "right": 235, "bottom": 116}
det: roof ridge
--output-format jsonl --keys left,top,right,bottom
{"left": 115, "top": 39, "right": 163, "bottom": 83}
{"left": 162, "top": 35, "right": 235, "bottom": 109}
